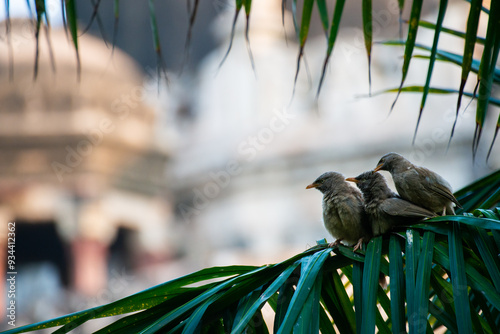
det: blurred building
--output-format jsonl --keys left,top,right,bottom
{"left": 0, "top": 19, "right": 171, "bottom": 322}
{"left": 165, "top": 0, "right": 498, "bottom": 271}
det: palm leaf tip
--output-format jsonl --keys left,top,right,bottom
{"left": 181, "top": 0, "right": 200, "bottom": 70}
{"left": 486, "top": 125, "right": 498, "bottom": 162}
{"left": 218, "top": 6, "right": 242, "bottom": 69}
{"left": 362, "top": 0, "right": 372, "bottom": 96}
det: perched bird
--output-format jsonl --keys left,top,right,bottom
{"left": 346, "top": 171, "right": 436, "bottom": 236}
{"left": 306, "top": 172, "right": 371, "bottom": 251}
{"left": 374, "top": 152, "right": 461, "bottom": 215}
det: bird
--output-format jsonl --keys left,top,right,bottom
{"left": 346, "top": 171, "right": 436, "bottom": 236}
{"left": 306, "top": 171, "right": 371, "bottom": 251}
{"left": 374, "top": 152, "right": 462, "bottom": 215}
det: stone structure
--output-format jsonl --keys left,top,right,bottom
{"left": 0, "top": 19, "right": 171, "bottom": 319}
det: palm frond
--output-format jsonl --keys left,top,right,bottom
{"left": 5, "top": 0, "right": 500, "bottom": 157}
{"left": 2, "top": 170, "right": 499, "bottom": 334}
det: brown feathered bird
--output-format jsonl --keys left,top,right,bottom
{"left": 346, "top": 171, "right": 436, "bottom": 236}
{"left": 306, "top": 172, "right": 371, "bottom": 251}
{"left": 374, "top": 152, "right": 461, "bottom": 215}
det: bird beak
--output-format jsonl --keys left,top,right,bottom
{"left": 306, "top": 183, "right": 319, "bottom": 189}
{"left": 373, "top": 163, "right": 384, "bottom": 172}
{"left": 345, "top": 177, "right": 358, "bottom": 183}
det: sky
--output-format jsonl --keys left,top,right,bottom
{"left": 1, "top": 0, "right": 63, "bottom": 25}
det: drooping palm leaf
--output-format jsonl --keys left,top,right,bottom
{"left": 182, "top": 0, "right": 200, "bottom": 69}
{"left": 148, "top": 0, "right": 168, "bottom": 86}
{"left": 64, "top": 0, "right": 80, "bottom": 81}
{"left": 317, "top": 0, "right": 346, "bottom": 97}
{"left": 390, "top": 0, "right": 424, "bottom": 113}
{"left": 80, "top": 0, "right": 109, "bottom": 47}
{"left": 111, "top": 0, "right": 120, "bottom": 57}
{"left": 242, "top": 0, "right": 255, "bottom": 73}
{"left": 452, "top": 0, "right": 482, "bottom": 146}
{"left": 33, "top": 0, "right": 46, "bottom": 80}
{"left": 397, "top": 0, "right": 405, "bottom": 39}
{"left": 362, "top": 0, "right": 373, "bottom": 96}
{"left": 9, "top": 0, "right": 500, "bottom": 161}
{"left": 316, "top": 0, "right": 329, "bottom": 38}
{"left": 414, "top": 0, "right": 447, "bottom": 144}
{"left": 292, "top": 0, "right": 314, "bottom": 93}
{"left": 488, "top": 117, "right": 499, "bottom": 161}
{"left": 219, "top": 0, "right": 243, "bottom": 68}
{"left": 473, "top": 0, "right": 500, "bottom": 159}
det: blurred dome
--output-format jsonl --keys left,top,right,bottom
{"left": 0, "top": 19, "right": 157, "bottom": 195}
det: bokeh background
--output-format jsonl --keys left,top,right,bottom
{"left": 0, "top": 0, "right": 498, "bottom": 330}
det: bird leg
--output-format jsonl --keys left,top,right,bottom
{"left": 353, "top": 237, "right": 365, "bottom": 252}
{"left": 328, "top": 239, "right": 343, "bottom": 248}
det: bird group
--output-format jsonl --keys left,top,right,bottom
{"left": 306, "top": 152, "right": 462, "bottom": 251}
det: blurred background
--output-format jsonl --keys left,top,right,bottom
{"left": 0, "top": 0, "right": 498, "bottom": 329}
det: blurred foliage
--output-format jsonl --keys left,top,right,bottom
{"left": 5, "top": 0, "right": 499, "bottom": 158}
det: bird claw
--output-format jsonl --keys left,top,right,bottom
{"left": 328, "top": 239, "right": 342, "bottom": 248}
{"left": 353, "top": 238, "right": 365, "bottom": 252}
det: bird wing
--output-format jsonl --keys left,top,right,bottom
{"left": 429, "top": 183, "right": 462, "bottom": 208}
{"left": 404, "top": 168, "right": 462, "bottom": 208}
{"left": 380, "top": 198, "right": 436, "bottom": 218}
{"left": 418, "top": 168, "right": 462, "bottom": 208}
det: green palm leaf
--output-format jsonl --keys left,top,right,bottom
{"left": 317, "top": 0, "right": 346, "bottom": 97}
{"left": 148, "top": 0, "right": 167, "bottom": 84}
{"left": 414, "top": 231, "right": 434, "bottom": 333}
{"left": 414, "top": 0, "right": 447, "bottom": 144}
{"left": 361, "top": 236, "right": 382, "bottom": 333}
{"left": 316, "top": 0, "right": 329, "bottom": 38}
{"left": 219, "top": 0, "right": 244, "bottom": 68}
{"left": 473, "top": 0, "right": 500, "bottom": 159}
{"left": 12, "top": 0, "right": 500, "bottom": 160}
{"left": 5, "top": 167, "right": 500, "bottom": 334}
{"left": 292, "top": 0, "right": 314, "bottom": 93}
{"left": 389, "top": 235, "right": 405, "bottom": 334}
{"left": 362, "top": 0, "right": 373, "bottom": 96}
{"left": 390, "top": 0, "right": 424, "bottom": 113}
{"left": 453, "top": 0, "right": 483, "bottom": 143}
{"left": 64, "top": 0, "right": 79, "bottom": 80}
